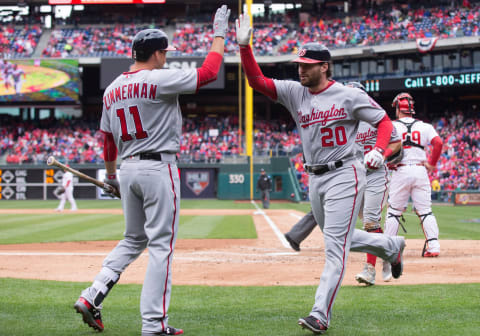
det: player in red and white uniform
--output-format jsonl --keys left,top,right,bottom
{"left": 74, "top": 6, "right": 230, "bottom": 336}
{"left": 384, "top": 93, "right": 443, "bottom": 259}
{"left": 236, "top": 14, "right": 405, "bottom": 335}
{"left": 11, "top": 64, "right": 26, "bottom": 94}
{"left": 55, "top": 168, "right": 77, "bottom": 212}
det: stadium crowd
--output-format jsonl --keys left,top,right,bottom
{"left": 1, "top": 114, "right": 478, "bottom": 192}
{"left": 2, "top": 1, "right": 479, "bottom": 58}
{"left": 290, "top": 113, "right": 480, "bottom": 194}
{"left": 41, "top": 24, "right": 149, "bottom": 58}
{"left": 0, "top": 25, "right": 42, "bottom": 58}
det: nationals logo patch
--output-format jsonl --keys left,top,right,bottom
{"left": 186, "top": 171, "right": 210, "bottom": 196}
{"left": 298, "top": 49, "right": 307, "bottom": 56}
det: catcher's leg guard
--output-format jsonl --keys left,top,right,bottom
{"left": 384, "top": 207, "right": 406, "bottom": 236}
{"left": 417, "top": 211, "right": 440, "bottom": 255}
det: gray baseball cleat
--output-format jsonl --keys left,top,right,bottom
{"left": 391, "top": 236, "right": 406, "bottom": 279}
{"left": 355, "top": 262, "right": 376, "bottom": 286}
{"left": 382, "top": 260, "right": 392, "bottom": 282}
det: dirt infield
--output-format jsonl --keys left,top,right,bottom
{"left": 0, "top": 209, "right": 479, "bottom": 286}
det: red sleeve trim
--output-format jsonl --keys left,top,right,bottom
{"left": 103, "top": 131, "right": 118, "bottom": 162}
{"left": 239, "top": 45, "right": 277, "bottom": 100}
{"left": 428, "top": 136, "right": 443, "bottom": 166}
{"left": 373, "top": 114, "right": 393, "bottom": 152}
{"left": 196, "top": 51, "right": 222, "bottom": 91}
{"left": 384, "top": 147, "right": 393, "bottom": 158}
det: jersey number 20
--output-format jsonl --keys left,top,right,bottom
{"left": 116, "top": 106, "right": 148, "bottom": 142}
{"left": 321, "top": 126, "right": 347, "bottom": 147}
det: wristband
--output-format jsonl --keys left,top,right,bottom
{"left": 374, "top": 147, "right": 385, "bottom": 155}
{"left": 107, "top": 174, "right": 116, "bottom": 180}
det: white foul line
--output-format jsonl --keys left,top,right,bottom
{"left": 251, "top": 200, "right": 291, "bottom": 249}
{"left": 289, "top": 213, "right": 303, "bottom": 220}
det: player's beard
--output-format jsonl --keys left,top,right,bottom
{"left": 299, "top": 69, "right": 322, "bottom": 88}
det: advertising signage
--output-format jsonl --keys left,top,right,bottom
{"left": 363, "top": 71, "right": 480, "bottom": 93}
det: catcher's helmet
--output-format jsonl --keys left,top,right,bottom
{"left": 292, "top": 43, "right": 331, "bottom": 64}
{"left": 132, "top": 29, "right": 176, "bottom": 62}
{"left": 346, "top": 81, "right": 366, "bottom": 91}
{"left": 392, "top": 92, "right": 415, "bottom": 114}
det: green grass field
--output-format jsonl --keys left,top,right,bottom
{"left": 0, "top": 199, "right": 479, "bottom": 335}
{"left": 1, "top": 200, "right": 479, "bottom": 243}
{"left": 0, "top": 278, "right": 479, "bottom": 336}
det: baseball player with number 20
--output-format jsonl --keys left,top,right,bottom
{"left": 73, "top": 5, "right": 230, "bottom": 336}
{"left": 236, "top": 14, "right": 406, "bottom": 334}
{"left": 384, "top": 93, "right": 443, "bottom": 259}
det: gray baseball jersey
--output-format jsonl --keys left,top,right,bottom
{"left": 100, "top": 68, "right": 197, "bottom": 157}
{"left": 273, "top": 80, "right": 385, "bottom": 165}
{"left": 355, "top": 122, "right": 399, "bottom": 226}
{"left": 273, "top": 80, "right": 404, "bottom": 327}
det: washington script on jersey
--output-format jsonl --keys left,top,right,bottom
{"left": 103, "top": 82, "right": 157, "bottom": 110}
{"left": 297, "top": 104, "right": 347, "bottom": 128}
{"left": 356, "top": 128, "right": 377, "bottom": 144}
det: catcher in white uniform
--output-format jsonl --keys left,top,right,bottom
{"left": 236, "top": 14, "right": 406, "bottom": 335}
{"left": 74, "top": 5, "right": 230, "bottom": 336}
{"left": 384, "top": 92, "right": 443, "bottom": 258}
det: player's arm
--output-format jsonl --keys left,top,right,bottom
{"left": 235, "top": 13, "right": 277, "bottom": 100}
{"left": 101, "top": 130, "right": 120, "bottom": 196}
{"left": 196, "top": 5, "right": 230, "bottom": 89}
{"left": 384, "top": 139, "right": 402, "bottom": 158}
{"left": 425, "top": 135, "right": 443, "bottom": 172}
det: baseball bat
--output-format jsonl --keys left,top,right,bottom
{"left": 46, "top": 156, "right": 121, "bottom": 198}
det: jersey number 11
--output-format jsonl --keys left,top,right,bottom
{"left": 116, "top": 106, "right": 148, "bottom": 142}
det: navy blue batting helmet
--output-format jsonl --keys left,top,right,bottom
{"left": 132, "top": 29, "right": 176, "bottom": 61}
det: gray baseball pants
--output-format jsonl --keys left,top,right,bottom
{"left": 81, "top": 158, "right": 180, "bottom": 334}
{"left": 308, "top": 159, "right": 403, "bottom": 327}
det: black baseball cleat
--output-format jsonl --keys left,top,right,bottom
{"left": 74, "top": 297, "right": 104, "bottom": 332}
{"left": 298, "top": 315, "right": 328, "bottom": 334}
{"left": 391, "top": 237, "right": 406, "bottom": 279}
{"left": 285, "top": 233, "right": 300, "bottom": 251}
{"left": 142, "top": 326, "right": 184, "bottom": 335}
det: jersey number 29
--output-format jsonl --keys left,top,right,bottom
{"left": 116, "top": 106, "right": 148, "bottom": 142}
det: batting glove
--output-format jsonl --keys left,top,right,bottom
{"left": 235, "top": 13, "right": 252, "bottom": 45}
{"left": 213, "top": 4, "right": 231, "bottom": 38}
{"left": 104, "top": 174, "right": 121, "bottom": 198}
{"left": 364, "top": 148, "right": 385, "bottom": 170}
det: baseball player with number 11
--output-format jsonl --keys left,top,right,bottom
{"left": 73, "top": 5, "right": 230, "bottom": 336}
{"left": 236, "top": 13, "right": 406, "bottom": 334}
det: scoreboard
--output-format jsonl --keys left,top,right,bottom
{"left": 0, "top": 168, "right": 98, "bottom": 200}
{"left": 363, "top": 71, "right": 480, "bottom": 93}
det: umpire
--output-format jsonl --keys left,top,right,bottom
{"left": 257, "top": 168, "right": 272, "bottom": 209}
